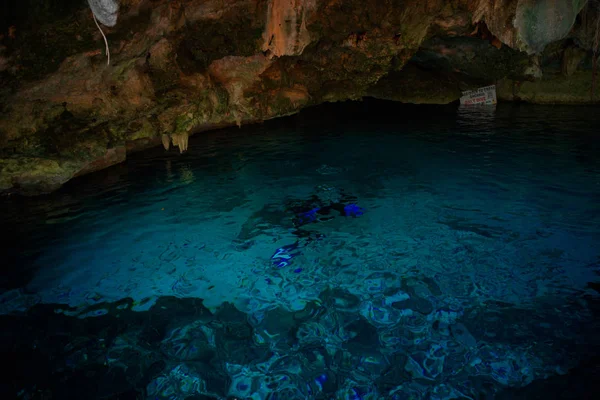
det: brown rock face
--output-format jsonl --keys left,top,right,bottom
{"left": 0, "top": 0, "right": 598, "bottom": 195}
{"left": 262, "top": 0, "right": 315, "bottom": 57}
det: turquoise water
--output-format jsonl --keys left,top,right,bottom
{"left": 1, "top": 100, "right": 600, "bottom": 399}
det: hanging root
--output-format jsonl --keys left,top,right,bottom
{"left": 92, "top": 11, "right": 111, "bottom": 66}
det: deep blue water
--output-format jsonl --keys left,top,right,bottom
{"left": 1, "top": 100, "right": 600, "bottom": 399}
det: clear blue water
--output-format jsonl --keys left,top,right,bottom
{"left": 1, "top": 100, "right": 600, "bottom": 399}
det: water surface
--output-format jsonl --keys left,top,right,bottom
{"left": 1, "top": 100, "right": 599, "bottom": 399}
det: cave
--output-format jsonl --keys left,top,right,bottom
{"left": 1, "top": 1, "right": 600, "bottom": 399}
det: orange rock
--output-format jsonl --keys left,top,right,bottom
{"left": 84, "top": 49, "right": 102, "bottom": 57}
{"left": 491, "top": 37, "right": 502, "bottom": 49}
{"left": 261, "top": 0, "right": 315, "bottom": 57}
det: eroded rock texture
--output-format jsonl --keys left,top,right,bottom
{"left": 0, "top": 0, "right": 598, "bottom": 194}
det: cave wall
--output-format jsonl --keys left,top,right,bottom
{"left": 0, "top": 0, "right": 598, "bottom": 195}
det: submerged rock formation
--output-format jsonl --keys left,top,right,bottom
{"left": 0, "top": 0, "right": 599, "bottom": 195}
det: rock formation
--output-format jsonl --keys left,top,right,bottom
{"left": 0, "top": 0, "right": 598, "bottom": 195}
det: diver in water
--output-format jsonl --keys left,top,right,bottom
{"left": 271, "top": 193, "right": 365, "bottom": 269}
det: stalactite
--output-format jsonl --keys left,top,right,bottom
{"left": 171, "top": 133, "right": 189, "bottom": 153}
{"left": 161, "top": 134, "right": 171, "bottom": 151}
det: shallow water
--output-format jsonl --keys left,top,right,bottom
{"left": 1, "top": 100, "right": 600, "bottom": 399}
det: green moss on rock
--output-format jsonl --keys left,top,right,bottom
{"left": 212, "top": 85, "right": 230, "bottom": 114}
{"left": 126, "top": 118, "right": 157, "bottom": 141}
{"left": 497, "top": 71, "right": 599, "bottom": 104}
{"left": 174, "top": 113, "right": 195, "bottom": 134}
{"left": 0, "top": 156, "right": 78, "bottom": 195}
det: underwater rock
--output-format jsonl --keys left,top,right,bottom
{"left": 254, "top": 306, "right": 301, "bottom": 352}
{"left": 375, "top": 352, "right": 410, "bottom": 391}
{"left": 4, "top": 287, "right": 600, "bottom": 399}
{"left": 384, "top": 289, "right": 411, "bottom": 305}
{"left": 344, "top": 318, "right": 380, "bottom": 352}
{"left": 320, "top": 287, "right": 362, "bottom": 312}
{"left": 450, "top": 322, "right": 478, "bottom": 349}
{"left": 408, "top": 348, "right": 446, "bottom": 380}
{"left": 404, "top": 313, "right": 431, "bottom": 338}
{"left": 360, "top": 300, "right": 407, "bottom": 327}
{"left": 146, "top": 363, "right": 207, "bottom": 400}
{"left": 293, "top": 300, "right": 324, "bottom": 322}
{"left": 392, "top": 293, "right": 434, "bottom": 315}
{"left": 160, "top": 321, "right": 216, "bottom": 362}
{"left": 431, "top": 308, "right": 463, "bottom": 325}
